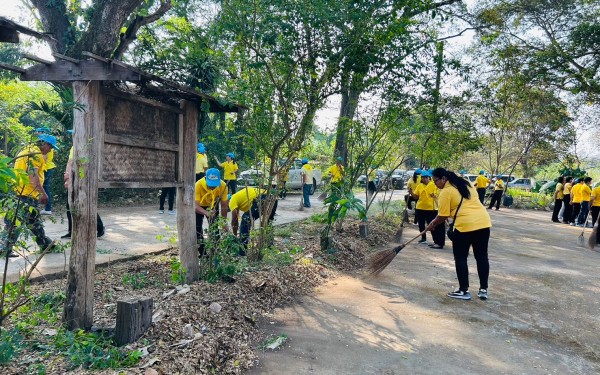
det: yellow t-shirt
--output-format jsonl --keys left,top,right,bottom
{"left": 494, "top": 179, "right": 504, "bottom": 191}
{"left": 368, "top": 169, "right": 376, "bottom": 182}
{"left": 229, "top": 187, "right": 265, "bottom": 213}
{"left": 563, "top": 182, "right": 572, "bottom": 195}
{"left": 407, "top": 176, "right": 421, "bottom": 192}
{"left": 591, "top": 187, "right": 600, "bottom": 207}
{"left": 301, "top": 164, "right": 313, "bottom": 183}
{"left": 222, "top": 160, "right": 238, "bottom": 181}
{"left": 195, "top": 153, "right": 208, "bottom": 174}
{"left": 571, "top": 183, "right": 583, "bottom": 203}
{"left": 415, "top": 181, "right": 437, "bottom": 211}
{"left": 325, "top": 164, "right": 344, "bottom": 183}
{"left": 555, "top": 182, "right": 564, "bottom": 200}
{"left": 44, "top": 148, "right": 56, "bottom": 171}
{"left": 475, "top": 175, "right": 490, "bottom": 189}
{"left": 438, "top": 183, "right": 491, "bottom": 233}
{"left": 580, "top": 184, "right": 592, "bottom": 202}
{"left": 195, "top": 177, "right": 228, "bottom": 208}
{"left": 13, "top": 145, "right": 45, "bottom": 199}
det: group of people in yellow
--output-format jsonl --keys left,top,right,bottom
{"left": 552, "top": 176, "right": 598, "bottom": 228}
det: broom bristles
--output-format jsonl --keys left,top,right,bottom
{"left": 367, "top": 244, "right": 404, "bottom": 276}
{"left": 589, "top": 225, "right": 599, "bottom": 250}
{"left": 394, "top": 226, "right": 404, "bottom": 242}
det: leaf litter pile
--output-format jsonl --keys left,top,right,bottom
{"left": 3, "top": 216, "right": 397, "bottom": 374}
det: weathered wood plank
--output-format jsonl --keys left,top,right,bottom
{"left": 114, "top": 296, "right": 153, "bottom": 346}
{"left": 21, "top": 60, "right": 141, "bottom": 81}
{"left": 0, "top": 61, "right": 25, "bottom": 74}
{"left": 98, "top": 181, "right": 182, "bottom": 189}
{"left": 102, "top": 87, "right": 183, "bottom": 114}
{"left": 104, "top": 134, "right": 179, "bottom": 152}
{"left": 177, "top": 100, "right": 199, "bottom": 282}
{"left": 0, "top": 26, "right": 19, "bottom": 43}
{"left": 21, "top": 53, "right": 52, "bottom": 65}
{"left": 63, "top": 81, "right": 103, "bottom": 330}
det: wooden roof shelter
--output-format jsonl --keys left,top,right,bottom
{"left": 1, "top": 18, "right": 245, "bottom": 330}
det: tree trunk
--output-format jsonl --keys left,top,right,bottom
{"left": 334, "top": 78, "right": 361, "bottom": 163}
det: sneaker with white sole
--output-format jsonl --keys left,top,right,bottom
{"left": 477, "top": 289, "right": 488, "bottom": 300}
{"left": 447, "top": 289, "right": 471, "bottom": 300}
{"left": 158, "top": 210, "right": 164, "bottom": 214}
{"left": 168, "top": 210, "right": 176, "bottom": 215}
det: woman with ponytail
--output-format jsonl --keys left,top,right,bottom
{"left": 426, "top": 168, "right": 492, "bottom": 301}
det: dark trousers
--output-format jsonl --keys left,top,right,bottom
{"left": 562, "top": 195, "right": 572, "bottom": 223}
{"left": 591, "top": 206, "right": 600, "bottom": 227}
{"left": 278, "top": 181, "right": 287, "bottom": 199}
{"left": 240, "top": 196, "right": 278, "bottom": 254}
{"left": 577, "top": 201, "right": 590, "bottom": 225}
{"left": 196, "top": 204, "right": 219, "bottom": 256}
{"left": 571, "top": 202, "right": 581, "bottom": 224}
{"left": 416, "top": 208, "right": 445, "bottom": 246}
{"left": 4, "top": 196, "right": 52, "bottom": 254}
{"left": 66, "top": 200, "right": 105, "bottom": 235}
{"left": 488, "top": 190, "right": 503, "bottom": 209}
{"left": 406, "top": 195, "right": 416, "bottom": 210}
{"left": 452, "top": 227, "right": 490, "bottom": 292}
{"left": 302, "top": 184, "right": 311, "bottom": 207}
{"left": 43, "top": 169, "right": 54, "bottom": 211}
{"left": 477, "top": 188, "right": 486, "bottom": 204}
{"left": 159, "top": 187, "right": 176, "bottom": 211}
{"left": 225, "top": 180, "right": 237, "bottom": 195}
{"left": 551, "top": 198, "right": 563, "bottom": 222}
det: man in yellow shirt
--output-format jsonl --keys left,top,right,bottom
{"left": 215, "top": 152, "right": 239, "bottom": 194}
{"left": 301, "top": 158, "right": 313, "bottom": 208}
{"left": 195, "top": 168, "right": 229, "bottom": 256}
{"left": 4, "top": 134, "right": 58, "bottom": 257}
{"left": 474, "top": 170, "right": 491, "bottom": 204}
{"left": 551, "top": 176, "right": 564, "bottom": 223}
{"left": 576, "top": 177, "right": 593, "bottom": 227}
{"left": 590, "top": 182, "right": 600, "bottom": 228}
{"left": 569, "top": 178, "right": 584, "bottom": 225}
{"left": 36, "top": 127, "right": 56, "bottom": 215}
{"left": 229, "top": 187, "right": 278, "bottom": 254}
{"left": 195, "top": 143, "right": 208, "bottom": 181}
{"left": 487, "top": 176, "right": 505, "bottom": 210}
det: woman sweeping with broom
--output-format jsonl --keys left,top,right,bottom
{"left": 425, "top": 168, "right": 492, "bottom": 301}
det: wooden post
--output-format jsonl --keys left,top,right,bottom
{"left": 177, "top": 100, "right": 199, "bottom": 282}
{"left": 359, "top": 222, "right": 369, "bottom": 238}
{"left": 114, "top": 296, "right": 153, "bottom": 346}
{"left": 63, "top": 81, "right": 103, "bottom": 330}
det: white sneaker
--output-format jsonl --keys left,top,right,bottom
{"left": 168, "top": 210, "right": 176, "bottom": 215}
{"left": 40, "top": 210, "right": 52, "bottom": 215}
{"left": 158, "top": 210, "right": 164, "bottom": 214}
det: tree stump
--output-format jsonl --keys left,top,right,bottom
{"left": 114, "top": 296, "right": 153, "bottom": 346}
{"left": 359, "top": 222, "right": 369, "bottom": 238}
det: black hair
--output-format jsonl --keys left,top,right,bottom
{"left": 432, "top": 167, "right": 471, "bottom": 199}
{"left": 584, "top": 177, "right": 592, "bottom": 183}
{"left": 412, "top": 173, "right": 418, "bottom": 183}
{"left": 557, "top": 176, "right": 564, "bottom": 184}
{"left": 565, "top": 176, "right": 572, "bottom": 183}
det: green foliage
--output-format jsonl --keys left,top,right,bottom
{"left": 200, "top": 231, "right": 248, "bottom": 283}
{"left": 170, "top": 258, "right": 187, "bottom": 286}
{"left": 310, "top": 213, "right": 328, "bottom": 223}
{"left": 506, "top": 188, "right": 553, "bottom": 210}
{"left": 0, "top": 328, "right": 23, "bottom": 364}
{"left": 273, "top": 226, "right": 293, "bottom": 238}
{"left": 121, "top": 272, "right": 150, "bottom": 290}
{"left": 320, "top": 184, "right": 366, "bottom": 251}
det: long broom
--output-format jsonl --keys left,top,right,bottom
{"left": 368, "top": 230, "right": 426, "bottom": 276}
{"left": 589, "top": 224, "right": 599, "bottom": 250}
{"left": 578, "top": 210, "right": 591, "bottom": 246}
{"left": 299, "top": 186, "right": 304, "bottom": 211}
{"left": 393, "top": 208, "right": 410, "bottom": 242}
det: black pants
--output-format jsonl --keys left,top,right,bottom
{"left": 571, "top": 202, "right": 581, "bottom": 224}
{"left": 452, "top": 227, "right": 490, "bottom": 292}
{"left": 551, "top": 198, "right": 563, "bottom": 222}
{"left": 406, "top": 195, "right": 416, "bottom": 210}
{"left": 591, "top": 206, "right": 600, "bottom": 227}
{"left": 415, "top": 209, "right": 442, "bottom": 244}
{"left": 196, "top": 204, "right": 220, "bottom": 256}
{"left": 66, "top": 200, "right": 105, "bottom": 235}
{"left": 562, "top": 195, "right": 572, "bottom": 223}
{"left": 4, "top": 196, "right": 52, "bottom": 254}
{"left": 159, "top": 187, "right": 176, "bottom": 211}
{"left": 488, "top": 190, "right": 503, "bottom": 209}
{"left": 577, "top": 201, "right": 589, "bottom": 225}
{"left": 239, "top": 196, "right": 278, "bottom": 254}
{"left": 225, "top": 180, "right": 237, "bottom": 195}
{"left": 477, "top": 188, "right": 486, "bottom": 204}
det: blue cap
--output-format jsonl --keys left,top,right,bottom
{"left": 301, "top": 158, "right": 308, "bottom": 164}
{"left": 205, "top": 168, "right": 221, "bottom": 188}
{"left": 67, "top": 129, "right": 74, "bottom": 134}
{"left": 415, "top": 169, "right": 422, "bottom": 174}
{"left": 421, "top": 170, "right": 432, "bottom": 177}
{"left": 35, "top": 126, "right": 51, "bottom": 134}
{"left": 197, "top": 143, "right": 206, "bottom": 153}
{"left": 37, "top": 134, "right": 59, "bottom": 149}
{"left": 479, "top": 170, "right": 485, "bottom": 175}
{"left": 226, "top": 152, "right": 235, "bottom": 159}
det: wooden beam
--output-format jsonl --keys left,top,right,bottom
{"left": 0, "top": 62, "right": 25, "bottom": 74}
{"left": 21, "top": 53, "right": 53, "bottom": 65}
{"left": 53, "top": 53, "right": 79, "bottom": 64}
{"left": 63, "top": 81, "right": 103, "bottom": 331}
{"left": 177, "top": 100, "right": 199, "bottom": 283}
{"left": 98, "top": 181, "right": 182, "bottom": 189}
{"left": 102, "top": 86, "right": 183, "bottom": 114}
{"left": 104, "top": 134, "right": 179, "bottom": 152}
{"left": 0, "top": 26, "right": 19, "bottom": 43}
{"left": 21, "top": 59, "right": 141, "bottom": 81}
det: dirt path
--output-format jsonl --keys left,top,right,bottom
{"left": 249, "top": 209, "right": 600, "bottom": 374}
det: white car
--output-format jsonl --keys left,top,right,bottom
{"left": 508, "top": 177, "right": 535, "bottom": 190}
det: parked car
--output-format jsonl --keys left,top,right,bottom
{"left": 245, "top": 159, "right": 323, "bottom": 195}
{"left": 238, "top": 168, "right": 265, "bottom": 187}
{"left": 462, "top": 174, "right": 479, "bottom": 185}
{"left": 390, "top": 170, "right": 406, "bottom": 189}
{"left": 508, "top": 177, "right": 536, "bottom": 190}
{"left": 358, "top": 170, "right": 391, "bottom": 191}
